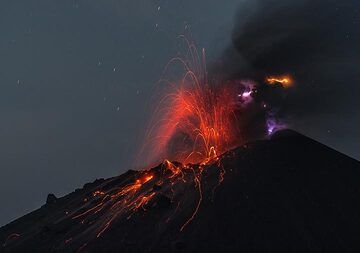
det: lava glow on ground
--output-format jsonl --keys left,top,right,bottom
{"left": 66, "top": 40, "right": 292, "bottom": 252}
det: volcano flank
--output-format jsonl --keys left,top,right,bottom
{"left": 1, "top": 129, "right": 360, "bottom": 253}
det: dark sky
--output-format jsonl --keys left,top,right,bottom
{"left": 0, "top": 0, "right": 359, "bottom": 226}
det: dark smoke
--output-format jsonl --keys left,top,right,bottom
{"left": 212, "top": 0, "right": 360, "bottom": 118}
{"left": 141, "top": 0, "right": 359, "bottom": 165}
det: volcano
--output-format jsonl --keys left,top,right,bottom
{"left": 1, "top": 129, "right": 360, "bottom": 253}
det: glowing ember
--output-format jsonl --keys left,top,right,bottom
{"left": 152, "top": 84, "right": 239, "bottom": 164}
{"left": 140, "top": 43, "right": 254, "bottom": 166}
{"left": 66, "top": 40, "right": 291, "bottom": 252}
{"left": 92, "top": 190, "right": 105, "bottom": 197}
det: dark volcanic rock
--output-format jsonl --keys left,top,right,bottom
{"left": 154, "top": 194, "right": 172, "bottom": 209}
{"left": 152, "top": 184, "right": 162, "bottom": 191}
{"left": 173, "top": 241, "right": 186, "bottom": 251}
{"left": 270, "top": 128, "right": 303, "bottom": 140}
{"left": 1, "top": 129, "right": 360, "bottom": 253}
{"left": 46, "top": 194, "right": 57, "bottom": 205}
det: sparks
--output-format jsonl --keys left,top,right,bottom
{"left": 140, "top": 40, "right": 250, "bottom": 166}
{"left": 68, "top": 39, "right": 290, "bottom": 252}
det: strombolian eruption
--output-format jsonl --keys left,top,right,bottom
{"left": 66, "top": 39, "right": 292, "bottom": 251}
{"left": 2, "top": 1, "right": 359, "bottom": 252}
{"left": 140, "top": 40, "right": 292, "bottom": 166}
{"left": 141, "top": 48, "right": 243, "bottom": 165}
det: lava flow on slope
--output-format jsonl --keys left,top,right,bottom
{"left": 1, "top": 130, "right": 360, "bottom": 253}
{"left": 0, "top": 40, "right": 301, "bottom": 252}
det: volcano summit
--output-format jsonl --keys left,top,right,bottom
{"left": 1, "top": 130, "right": 360, "bottom": 253}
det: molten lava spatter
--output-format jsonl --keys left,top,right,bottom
{"left": 140, "top": 41, "right": 252, "bottom": 166}
{"left": 66, "top": 40, "right": 292, "bottom": 252}
{"left": 67, "top": 157, "right": 225, "bottom": 252}
{"left": 66, "top": 42, "right": 241, "bottom": 252}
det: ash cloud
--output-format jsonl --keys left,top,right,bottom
{"left": 213, "top": 0, "right": 360, "bottom": 118}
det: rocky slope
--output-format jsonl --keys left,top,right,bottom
{"left": 1, "top": 130, "right": 360, "bottom": 253}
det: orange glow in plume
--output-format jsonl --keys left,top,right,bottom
{"left": 266, "top": 75, "right": 293, "bottom": 88}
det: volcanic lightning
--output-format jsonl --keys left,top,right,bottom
{"left": 266, "top": 75, "right": 293, "bottom": 88}
{"left": 65, "top": 39, "right": 291, "bottom": 253}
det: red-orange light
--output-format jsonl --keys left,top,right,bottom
{"left": 266, "top": 75, "right": 293, "bottom": 88}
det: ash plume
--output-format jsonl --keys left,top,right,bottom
{"left": 212, "top": 0, "right": 360, "bottom": 118}
{"left": 137, "top": 0, "right": 359, "bottom": 167}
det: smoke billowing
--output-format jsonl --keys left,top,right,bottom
{"left": 213, "top": 0, "right": 360, "bottom": 118}
{"left": 140, "top": 0, "right": 360, "bottom": 166}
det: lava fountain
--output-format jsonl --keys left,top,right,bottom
{"left": 140, "top": 39, "right": 255, "bottom": 166}
{"left": 66, "top": 39, "right": 293, "bottom": 252}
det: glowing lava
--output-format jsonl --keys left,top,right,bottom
{"left": 150, "top": 84, "right": 239, "bottom": 164}
{"left": 66, "top": 40, "right": 290, "bottom": 253}
{"left": 68, "top": 42, "right": 241, "bottom": 252}
{"left": 141, "top": 40, "right": 249, "bottom": 166}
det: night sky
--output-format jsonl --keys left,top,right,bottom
{"left": 1, "top": 0, "right": 359, "bottom": 226}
